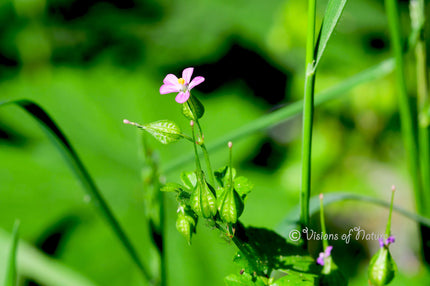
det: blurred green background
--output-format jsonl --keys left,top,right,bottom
{"left": 0, "top": 0, "right": 429, "bottom": 285}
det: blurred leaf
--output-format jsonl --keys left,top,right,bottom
{"left": 0, "top": 99, "right": 151, "bottom": 282}
{"left": 140, "top": 120, "right": 183, "bottom": 144}
{"left": 314, "top": 0, "right": 348, "bottom": 70}
{"left": 4, "top": 220, "right": 19, "bottom": 286}
{"left": 0, "top": 228, "right": 97, "bottom": 286}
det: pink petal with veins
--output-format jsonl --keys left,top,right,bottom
{"left": 163, "top": 74, "right": 180, "bottom": 87}
{"left": 175, "top": 91, "right": 190, "bottom": 103}
{"left": 182, "top": 67, "right": 194, "bottom": 84}
{"left": 188, "top": 76, "right": 205, "bottom": 90}
{"left": 160, "top": 84, "right": 180, "bottom": 94}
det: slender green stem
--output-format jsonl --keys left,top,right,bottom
{"left": 412, "top": 0, "right": 430, "bottom": 216}
{"left": 190, "top": 121, "right": 202, "bottom": 171}
{"left": 385, "top": 0, "right": 423, "bottom": 214}
{"left": 159, "top": 191, "right": 166, "bottom": 286}
{"left": 385, "top": 187, "right": 395, "bottom": 237}
{"left": 300, "top": 0, "right": 317, "bottom": 238}
{"left": 186, "top": 101, "right": 216, "bottom": 186}
{"left": 319, "top": 195, "right": 329, "bottom": 249}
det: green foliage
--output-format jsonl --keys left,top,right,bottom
{"left": 138, "top": 120, "right": 184, "bottom": 144}
{"left": 232, "top": 227, "right": 318, "bottom": 282}
{"left": 224, "top": 272, "right": 268, "bottom": 286}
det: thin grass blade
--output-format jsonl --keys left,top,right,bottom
{"left": 4, "top": 220, "right": 19, "bottom": 286}
{"left": 314, "top": 0, "right": 348, "bottom": 70}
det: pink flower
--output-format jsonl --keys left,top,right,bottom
{"left": 159, "top": 67, "right": 205, "bottom": 103}
{"left": 317, "top": 245, "right": 333, "bottom": 266}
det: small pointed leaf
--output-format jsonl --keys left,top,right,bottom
{"left": 141, "top": 120, "right": 183, "bottom": 144}
{"left": 182, "top": 95, "right": 205, "bottom": 120}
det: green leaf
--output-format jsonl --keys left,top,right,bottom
{"left": 233, "top": 226, "right": 315, "bottom": 276}
{"left": 160, "top": 182, "right": 184, "bottom": 192}
{"left": 181, "top": 171, "right": 197, "bottom": 190}
{"left": 234, "top": 177, "right": 254, "bottom": 198}
{"left": 4, "top": 220, "right": 19, "bottom": 286}
{"left": 140, "top": 120, "right": 183, "bottom": 144}
{"left": 314, "top": 0, "right": 348, "bottom": 70}
{"left": 0, "top": 99, "right": 151, "bottom": 281}
{"left": 272, "top": 269, "right": 318, "bottom": 285}
{"left": 224, "top": 273, "right": 267, "bottom": 286}
{"left": 162, "top": 59, "right": 395, "bottom": 174}
{"left": 182, "top": 95, "right": 205, "bottom": 120}
{"left": 215, "top": 166, "right": 237, "bottom": 188}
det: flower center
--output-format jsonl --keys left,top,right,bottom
{"left": 178, "top": 78, "right": 185, "bottom": 85}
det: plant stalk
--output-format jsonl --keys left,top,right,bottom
{"left": 385, "top": 0, "right": 423, "bottom": 214}
{"left": 300, "top": 0, "right": 317, "bottom": 241}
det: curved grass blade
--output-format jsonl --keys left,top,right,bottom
{"left": 276, "top": 192, "right": 430, "bottom": 238}
{"left": 0, "top": 227, "right": 97, "bottom": 286}
{"left": 4, "top": 220, "right": 19, "bottom": 286}
{"left": 162, "top": 58, "right": 395, "bottom": 174}
{"left": 314, "top": 0, "right": 348, "bottom": 70}
{"left": 0, "top": 99, "right": 151, "bottom": 282}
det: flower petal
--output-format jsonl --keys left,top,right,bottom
{"left": 386, "top": 236, "right": 395, "bottom": 244}
{"left": 325, "top": 245, "right": 333, "bottom": 256}
{"left": 188, "top": 76, "right": 205, "bottom": 90}
{"left": 316, "top": 253, "right": 325, "bottom": 266}
{"left": 163, "top": 74, "right": 180, "bottom": 86}
{"left": 378, "top": 238, "right": 385, "bottom": 248}
{"left": 182, "top": 67, "right": 194, "bottom": 84}
{"left": 160, "top": 84, "right": 180, "bottom": 94}
{"left": 175, "top": 91, "right": 190, "bottom": 103}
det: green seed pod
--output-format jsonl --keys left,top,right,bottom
{"left": 368, "top": 246, "right": 397, "bottom": 286}
{"left": 218, "top": 188, "right": 244, "bottom": 224}
{"left": 176, "top": 206, "right": 197, "bottom": 245}
{"left": 190, "top": 175, "right": 217, "bottom": 218}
